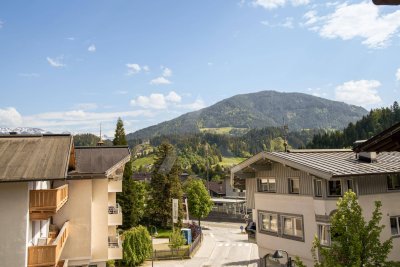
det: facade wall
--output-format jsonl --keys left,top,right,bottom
{"left": 53, "top": 180, "right": 93, "bottom": 263}
{"left": 0, "top": 182, "right": 29, "bottom": 267}
{"left": 91, "top": 178, "right": 109, "bottom": 263}
{"left": 254, "top": 193, "right": 316, "bottom": 266}
{"left": 246, "top": 178, "right": 257, "bottom": 209}
{"left": 357, "top": 174, "right": 388, "bottom": 195}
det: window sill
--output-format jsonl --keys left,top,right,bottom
{"left": 281, "top": 234, "right": 304, "bottom": 242}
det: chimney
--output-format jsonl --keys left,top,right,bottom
{"left": 354, "top": 140, "right": 377, "bottom": 163}
{"left": 9, "top": 131, "right": 18, "bottom": 135}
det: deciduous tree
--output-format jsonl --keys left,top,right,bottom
{"left": 185, "top": 178, "right": 213, "bottom": 226}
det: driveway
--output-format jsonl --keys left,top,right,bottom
{"left": 143, "top": 221, "right": 259, "bottom": 267}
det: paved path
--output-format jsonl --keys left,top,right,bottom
{"left": 143, "top": 221, "right": 259, "bottom": 267}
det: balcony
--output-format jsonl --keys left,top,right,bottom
{"left": 28, "top": 221, "right": 69, "bottom": 267}
{"left": 108, "top": 204, "right": 123, "bottom": 226}
{"left": 30, "top": 184, "right": 68, "bottom": 220}
{"left": 108, "top": 235, "right": 123, "bottom": 260}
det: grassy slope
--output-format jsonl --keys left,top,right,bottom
{"left": 132, "top": 155, "right": 155, "bottom": 168}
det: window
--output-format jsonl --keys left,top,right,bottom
{"left": 258, "top": 178, "right": 276, "bottom": 193}
{"left": 318, "top": 224, "right": 331, "bottom": 246}
{"left": 282, "top": 215, "right": 303, "bottom": 238}
{"left": 314, "top": 179, "right": 323, "bottom": 197}
{"left": 328, "top": 180, "right": 342, "bottom": 196}
{"left": 346, "top": 179, "right": 354, "bottom": 192}
{"left": 289, "top": 178, "right": 300, "bottom": 194}
{"left": 387, "top": 174, "right": 400, "bottom": 191}
{"left": 259, "top": 212, "right": 278, "bottom": 232}
{"left": 390, "top": 216, "right": 400, "bottom": 236}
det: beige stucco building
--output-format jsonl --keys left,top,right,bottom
{"left": 231, "top": 122, "right": 400, "bottom": 266}
{"left": 0, "top": 134, "right": 130, "bottom": 267}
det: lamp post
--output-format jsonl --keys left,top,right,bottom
{"left": 150, "top": 226, "right": 158, "bottom": 267}
{"left": 272, "top": 249, "right": 292, "bottom": 267}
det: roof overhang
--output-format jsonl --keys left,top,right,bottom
{"left": 373, "top": 0, "right": 400, "bottom": 5}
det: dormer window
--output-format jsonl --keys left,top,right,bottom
{"left": 387, "top": 174, "right": 400, "bottom": 191}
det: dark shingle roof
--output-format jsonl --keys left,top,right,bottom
{"left": 72, "top": 146, "right": 130, "bottom": 175}
{"left": 354, "top": 122, "right": 400, "bottom": 153}
{"left": 0, "top": 134, "right": 72, "bottom": 182}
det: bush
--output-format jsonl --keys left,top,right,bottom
{"left": 122, "top": 225, "right": 152, "bottom": 267}
{"left": 169, "top": 228, "right": 186, "bottom": 249}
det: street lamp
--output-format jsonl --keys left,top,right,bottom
{"left": 150, "top": 226, "right": 158, "bottom": 267}
{"left": 272, "top": 249, "right": 292, "bottom": 267}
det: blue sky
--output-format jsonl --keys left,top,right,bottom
{"left": 1, "top": 0, "right": 400, "bottom": 136}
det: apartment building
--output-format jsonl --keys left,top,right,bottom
{"left": 0, "top": 134, "right": 130, "bottom": 267}
{"left": 231, "top": 123, "right": 400, "bottom": 266}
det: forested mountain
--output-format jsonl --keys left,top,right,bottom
{"left": 127, "top": 90, "right": 367, "bottom": 140}
{"left": 307, "top": 101, "right": 400, "bottom": 149}
{"left": 73, "top": 133, "right": 112, "bottom": 147}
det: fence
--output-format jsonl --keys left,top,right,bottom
{"left": 151, "top": 234, "right": 203, "bottom": 260}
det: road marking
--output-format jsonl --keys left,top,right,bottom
{"left": 238, "top": 243, "right": 243, "bottom": 247}
{"left": 224, "top": 243, "right": 230, "bottom": 247}
{"left": 244, "top": 244, "right": 249, "bottom": 247}
{"left": 210, "top": 233, "right": 214, "bottom": 238}
{"left": 217, "top": 243, "right": 223, "bottom": 247}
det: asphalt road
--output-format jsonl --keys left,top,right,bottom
{"left": 143, "top": 221, "right": 259, "bottom": 267}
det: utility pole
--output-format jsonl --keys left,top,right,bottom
{"left": 205, "top": 143, "right": 210, "bottom": 195}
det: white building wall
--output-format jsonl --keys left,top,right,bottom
{"left": 0, "top": 182, "right": 30, "bottom": 267}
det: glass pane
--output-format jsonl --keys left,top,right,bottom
{"left": 291, "top": 179, "right": 300, "bottom": 193}
{"left": 270, "top": 214, "right": 278, "bottom": 232}
{"left": 390, "top": 217, "right": 399, "bottom": 235}
{"left": 328, "top": 180, "right": 342, "bottom": 196}
{"left": 283, "top": 217, "right": 293, "bottom": 235}
{"left": 315, "top": 180, "right": 322, "bottom": 197}
{"left": 295, "top": 218, "right": 303, "bottom": 237}
{"left": 319, "top": 225, "right": 330, "bottom": 245}
{"left": 269, "top": 179, "right": 276, "bottom": 192}
{"left": 261, "top": 214, "right": 270, "bottom": 230}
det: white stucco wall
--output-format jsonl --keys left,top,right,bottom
{"left": 0, "top": 182, "right": 29, "bottom": 267}
{"left": 53, "top": 180, "right": 93, "bottom": 264}
{"left": 91, "top": 178, "right": 109, "bottom": 263}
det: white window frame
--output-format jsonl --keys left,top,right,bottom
{"left": 387, "top": 174, "right": 400, "bottom": 191}
{"left": 289, "top": 178, "right": 300, "bottom": 194}
{"left": 390, "top": 216, "right": 400, "bottom": 236}
{"left": 317, "top": 224, "right": 331, "bottom": 246}
{"left": 327, "top": 179, "right": 342, "bottom": 197}
{"left": 314, "top": 179, "right": 323, "bottom": 198}
{"left": 258, "top": 178, "right": 276, "bottom": 193}
{"left": 281, "top": 215, "right": 304, "bottom": 239}
{"left": 259, "top": 212, "right": 278, "bottom": 233}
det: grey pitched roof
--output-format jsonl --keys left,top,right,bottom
{"left": 71, "top": 146, "right": 130, "bottom": 176}
{"left": 231, "top": 149, "right": 400, "bottom": 181}
{"left": 0, "top": 134, "right": 73, "bottom": 182}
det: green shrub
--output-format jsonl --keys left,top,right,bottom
{"left": 122, "top": 225, "right": 152, "bottom": 266}
{"left": 169, "top": 228, "right": 186, "bottom": 249}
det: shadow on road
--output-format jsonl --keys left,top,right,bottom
{"left": 222, "top": 259, "right": 260, "bottom": 266}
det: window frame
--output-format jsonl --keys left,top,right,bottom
{"left": 327, "top": 179, "right": 343, "bottom": 197}
{"left": 387, "top": 174, "right": 400, "bottom": 191}
{"left": 317, "top": 224, "right": 331, "bottom": 247}
{"left": 314, "top": 179, "right": 323, "bottom": 198}
{"left": 259, "top": 211, "right": 279, "bottom": 234}
{"left": 390, "top": 216, "right": 400, "bottom": 237}
{"left": 288, "top": 177, "right": 300, "bottom": 194}
{"left": 258, "top": 177, "right": 276, "bottom": 193}
{"left": 280, "top": 214, "right": 304, "bottom": 241}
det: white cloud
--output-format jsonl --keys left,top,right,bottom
{"left": 305, "top": 2, "right": 400, "bottom": 48}
{"left": 126, "top": 63, "right": 141, "bottom": 75}
{"left": 291, "top": 0, "right": 309, "bottom": 6}
{"left": 150, "top": 76, "right": 171, "bottom": 85}
{"left": 131, "top": 94, "right": 167, "bottom": 109}
{"left": 253, "top": 0, "right": 286, "bottom": 9}
{"left": 165, "top": 91, "right": 182, "bottom": 103}
{"left": 72, "top": 103, "right": 98, "bottom": 111}
{"left": 162, "top": 67, "right": 172, "bottom": 77}
{"left": 130, "top": 91, "right": 182, "bottom": 109}
{"left": 46, "top": 56, "right": 65, "bottom": 68}
{"left": 0, "top": 107, "right": 23, "bottom": 127}
{"left": 335, "top": 80, "right": 382, "bottom": 107}
{"left": 396, "top": 68, "right": 400, "bottom": 81}
{"left": 306, "top": 87, "right": 327, "bottom": 97}
{"left": 143, "top": 65, "right": 150, "bottom": 72}
{"left": 66, "top": 37, "right": 75, "bottom": 41}
{"left": 0, "top": 20, "right": 3, "bottom": 29}
{"left": 88, "top": 44, "right": 96, "bottom": 52}
{"left": 114, "top": 90, "right": 128, "bottom": 95}
{"left": 262, "top": 17, "right": 294, "bottom": 28}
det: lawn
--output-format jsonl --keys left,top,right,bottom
{"left": 219, "top": 157, "right": 247, "bottom": 167}
{"left": 199, "top": 127, "right": 248, "bottom": 135}
{"left": 132, "top": 155, "right": 154, "bottom": 168}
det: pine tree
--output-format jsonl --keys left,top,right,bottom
{"left": 148, "top": 142, "right": 183, "bottom": 228}
{"left": 113, "top": 117, "right": 127, "bottom": 146}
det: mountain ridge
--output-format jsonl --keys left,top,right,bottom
{"left": 127, "top": 90, "right": 368, "bottom": 140}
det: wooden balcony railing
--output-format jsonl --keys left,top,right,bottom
{"left": 28, "top": 221, "right": 69, "bottom": 267}
{"left": 30, "top": 184, "right": 68, "bottom": 220}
